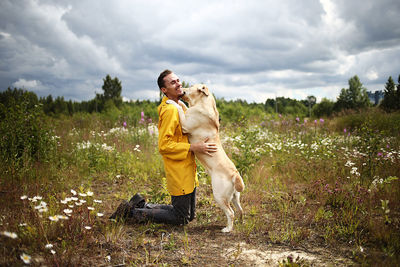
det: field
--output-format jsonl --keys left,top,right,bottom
{"left": 1, "top": 108, "right": 400, "bottom": 266}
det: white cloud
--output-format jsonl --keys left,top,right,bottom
{"left": 366, "top": 69, "right": 379, "bottom": 81}
{"left": 13, "top": 78, "right": 42, "bottom": 89}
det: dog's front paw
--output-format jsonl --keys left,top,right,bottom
{"left": 166, "top": 100, "right": 183, "bottom": 111}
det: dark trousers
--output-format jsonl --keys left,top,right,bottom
{"left": 129, "top": 188, "right": 196, "bottom": 225}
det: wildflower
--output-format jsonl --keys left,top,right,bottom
{"left": 85, "top": 226, "right": 92, "bottom": 230}
{"left": 88, "top": 207, "right": 95, "bottom": 211}
{"left": 97, "top": 213, "right": 104, "bottom": 217}
{"left": 20, "top": 195, "right": 28, "bottom": 200}
{"left": 19, "top": 223, "right": 27, "bottom": 227}
{"left": 377, "top": 152, "right": 383, "bottom": 157}
{"left": 57, "top": 215, "right": 69, "bottom": 220}
{"left": 79, "top": 193, "right": 87, "bottom": 197}
{"left": 1, "top": 231, "right": 18, "bottom": 239}
{"left": 123, "top": 121, "right": 127, "bottom": 128}
{"left": 20, "top": 253, "right": 31, "bottom": 264}
{"left": 71, "top": 197, "right": 78, "bottom": 201}
{"left": 39, "top": 207, "right": 48, "bottom": 213}
{"left": 314, "top": 119, "right": 317, "bottom": 124}
{"left": 140, "top": 111, "right": 145, "bottom": 123}
{"left": 60, "top": 199, "right": 68, "bottom": 204}
{"left": 49, "top": 215, "right": 59, "bottom": 222}
{"left": 304, "top": 118, "right": 307, "bottom": 123}
{"left": 86, "top": 191, "right": 94, "bottom": 197}
{"left": 51, "top": 250, "right": 56, "bottom": 255}
{"left": 105, "top": 255, "right": 111, "bottom": 262}
{"left": 344, "top": 128, "right": 347, "bottom": 133}
{"left": 296, "top": 117, "right": 300, "bottom": 122}
{"left": 30, "top": 196, "right": 42, "bottom": 202}
{"left": 45, "top": 243, "right": 53, "bottom": 249}
{"left": 34, "top": 201, "right": 48, "bottom": 213}
{"left": 94, "top": 199, "right": 102, "bottom": 203}
{"left": 320, "top": 118, "right": 324, "bottom": 123}
{"left": 71, "top": 189, "right": 77, "bottom": 195}
{"left": 75, "top": 202, "right": 82, "bottom": 206}
{"left": 345, "top": 160, "right": 355, "bottom": 167}
{"left": 63, "top": 209, "right": 73, "bottom": 215}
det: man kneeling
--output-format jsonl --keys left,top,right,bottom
{"left": 109, "top": 70, "right": 217, "bottom": 225}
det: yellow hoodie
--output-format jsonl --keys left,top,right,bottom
{"left": 158, "top": 96, "right": 198, "bottom": 196}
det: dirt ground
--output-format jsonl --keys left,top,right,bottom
{"left": 84, "top": 180, "right": 358, "bottom": 266}
{"left": 87, "top": 215, "right": 355, "bottom": 267}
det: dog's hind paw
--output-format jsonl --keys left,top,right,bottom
{"left": 221, "top": 227, "right": 232, "bottom": 233}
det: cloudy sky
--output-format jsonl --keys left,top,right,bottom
{"left": 1, "top": 0, "right": 399, "bottom": 103}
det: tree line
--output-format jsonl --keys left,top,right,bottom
{"left": 1, "top": 74, "right": 400, "bottom": 122}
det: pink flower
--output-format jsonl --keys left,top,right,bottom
{"left": 296, "top": 117, "right": 300, "bottom": 122}
{"left": 320, "top": 118, "right": 324, "bottom": 123}
{"left": 314, "top": 119, "right": 317, "bottom": 124}
{"left": 140, "top": 111, "right": 145, "bottom": 123}
{"left": 344, "top": 128, "right": 347, "bottom": 133}
{"left": 123, "top": 121, "right": 127, "bottom": 128}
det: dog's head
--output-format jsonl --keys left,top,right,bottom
{"left": 181, "top": 84, "right": 209, "bottom": 106}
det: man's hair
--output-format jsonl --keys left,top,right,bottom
{"left": 157, "top": 69, "right": 173, "bottom": 89}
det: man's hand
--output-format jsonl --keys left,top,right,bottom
{"left": 189, "top": 137, "right": 217, "bottom": 156}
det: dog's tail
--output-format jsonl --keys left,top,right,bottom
{"left": 232, "top": 171, "right": 245, "bottom": 192}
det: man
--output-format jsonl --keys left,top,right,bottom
{"left": 110, "top": 69, "right": 217, "bottom": 225}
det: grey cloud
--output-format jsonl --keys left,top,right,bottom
{"left": 0, "top": 0, "right": 399, "bottom": 103}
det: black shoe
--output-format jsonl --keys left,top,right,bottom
{"left": 109, "top": 200, "right": 132, "bottom": 220}
{"left": 129, "top": 193, "right": 146, "bottom": 209}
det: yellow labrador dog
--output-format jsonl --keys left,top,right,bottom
{"left": 166, "top": 84, "right": 245, "bottom": 232}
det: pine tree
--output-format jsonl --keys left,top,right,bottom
{"left": 100, "top": 74, "right": 122, "bottom": 108}
{"left": 381, "top": 76, "right": 397, "bottom": 111}
{"left": 397, "top": 75, "right": 400, "bottom": 110}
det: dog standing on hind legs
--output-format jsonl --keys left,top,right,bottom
{"left": 166, "top": 84, "right": 245, "bottom": 232}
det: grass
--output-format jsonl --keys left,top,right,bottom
{"left": 1, "top": 109, "right": 399, "bottom": 266}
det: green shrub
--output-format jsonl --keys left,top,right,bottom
{"left": 0, "top": 89, "right": 56, "bottom": 174}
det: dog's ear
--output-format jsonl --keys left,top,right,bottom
{"left": 198, "top": 85, "right": 209, "bottom": 96}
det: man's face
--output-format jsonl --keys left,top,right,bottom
{"left": 161, "top": 73, "right": 183, "bottom": 101}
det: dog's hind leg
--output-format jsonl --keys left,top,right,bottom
{"left": 214, "top": 196, "right": 234, "bottom": 233}
{"left": 232, "top": 191, "right": 243, "bottom": 221}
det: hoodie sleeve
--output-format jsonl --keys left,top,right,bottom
{"left": 158, "top": 104, "right": 191, "bottom": 161}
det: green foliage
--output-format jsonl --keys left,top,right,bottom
{"left": 228, "top": 119, "right": 265, "bottom": 175}
{"left": 335, "top": 75, "right": 370, "bottom": 111}
{"left": 100, "top": 74, "right": 122, "bottom": 108}
{"left": 0, "top": 88, "right": 56, "bottom": 174}
{"left": 265, "top": 97, "right": 308, "bottom": 116}
{"left": 334, "top": 108, "right": 400, "bottom": 136}
{"left": 312, "top": 98, "right": 334, "bottom": 117}
{"left": 380, "top": 76, "right": 400, "bottom": 111}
